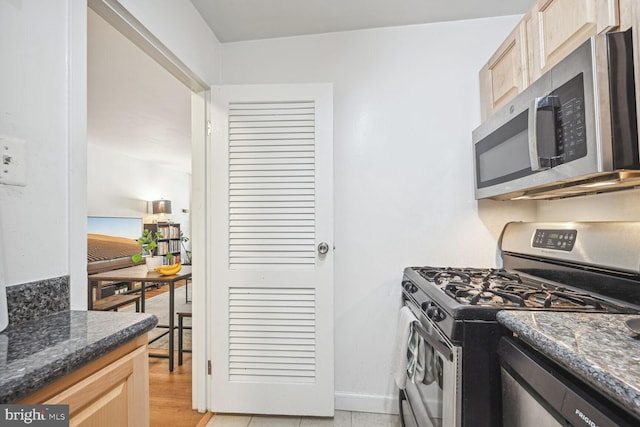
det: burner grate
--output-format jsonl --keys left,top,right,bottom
{"left": 445, "top": 281, "right": 527, "bottom": 307}
{"left": 412, "top": 266, "right": 625, "bottom": 310}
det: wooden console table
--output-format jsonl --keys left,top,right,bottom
{"left": 88, "top": 265, "right": 192, "bottom": 371}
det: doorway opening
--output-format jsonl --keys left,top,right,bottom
{"left": 86, "top": 0, "right": 209, "bottom": 423}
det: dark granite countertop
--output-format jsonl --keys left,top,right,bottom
{"left": 496, "top": 311, "right": 640, "bottom": 419}
{"left": 0, "top": 310, "right": 157, "bottom": 403}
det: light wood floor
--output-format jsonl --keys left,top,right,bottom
{"left": 148, "top": 350, "right": 211, "bottom": 427}
{"left": 143, "top": 282, "right": 212, "bottom": 427}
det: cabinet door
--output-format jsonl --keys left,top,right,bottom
{"left": 618, "top": 0, "right": 634, "bottom": 30}
{"left": 530, "top": 0, "right": 619, "bottom": 79}
{"left": 45, "top": 346, "right": 149, "bottom": 427}
{"left": 479, "top": 19, "right": 529, "bottom": 120}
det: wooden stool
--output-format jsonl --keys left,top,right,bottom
{"left": 177, "top": 311, "right": 192, "bottom": 366}
{"left": 92, "top": 294, "right": 141, "bottom": 312}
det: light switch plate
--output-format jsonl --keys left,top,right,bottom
{"left": 0, "top": 135, "right": 27, "bottom": 186}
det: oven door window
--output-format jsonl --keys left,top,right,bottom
{"left": 405, "top": 327, "right": 448, "bottom": 427}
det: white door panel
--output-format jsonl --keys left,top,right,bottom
{"left": 210, "top": 84, "right": 334, "bottom": 416}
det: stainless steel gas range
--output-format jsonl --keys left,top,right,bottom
{"left": 398, "top": 222, "right": 640, "bottom": 427}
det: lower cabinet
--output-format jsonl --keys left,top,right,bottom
{"left": 20, "top": 335, "right": 149, "bottom": 427}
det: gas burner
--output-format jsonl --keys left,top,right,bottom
{"left": 445, "top": 283, "right": 526, "bottom": 306}
{"left": 484, "top": 270, "right": 522, "bottom": 285}
{"left": 414, "top": 268, "right": 440, "bottom": 281}
{"left": 415, "top": 267, "right": 522, "bottom": 288}
{"left": 434, "top": 270, "right": 471, "bottom": 285}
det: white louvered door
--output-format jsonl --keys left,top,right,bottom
{"left": 210, "top": 84, "right": 334, "bottom": 416}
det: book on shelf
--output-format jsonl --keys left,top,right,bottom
{"left": 168, "top": 224, "right": 180, "bottom": 239}
{"left": 156, "top": 241, "right": 170, "bottom": 255}
{"left": 163, "top": 254, "right": 181, "bottom": 265}
{"left": 157, "top": 225, "right": 170, "bottom": 238}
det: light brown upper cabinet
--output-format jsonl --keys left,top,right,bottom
{"left": 529, "top": 0, "right": 619, "bottom": 80}
{"left": 479, "top": 0, "right": 625, "bottom": 120}
{"left": 479, "top": 17, "right": 530, "bottom": 121}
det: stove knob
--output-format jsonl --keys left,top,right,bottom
{"left": 426, "top": 305, "right": 445, "bottom": 322}
{"left": 402, "top": 281, "right": 418, "bottom": 293}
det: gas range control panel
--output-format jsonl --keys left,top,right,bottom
{"left": 532, "top": 229, "right": 577, "bottom": 251}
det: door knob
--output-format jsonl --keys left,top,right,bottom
{"left": 317, "top": 242, "right": 329, "bottom": 255}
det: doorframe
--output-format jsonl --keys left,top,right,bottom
{"left": 84, "top": 0, "right": 210, "bottom": 412}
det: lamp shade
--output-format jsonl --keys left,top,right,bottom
{"left": 152, "top": 199, "right": 172, "bottom": 214}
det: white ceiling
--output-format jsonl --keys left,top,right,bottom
{"left": 88, "top": 1, "right": 533, "bottom": 174}
{"left": 87, "top": 9, "right": 192, "bottom": 173}
{"left": 190, "top": 0, "right": 533, "bottom": 43}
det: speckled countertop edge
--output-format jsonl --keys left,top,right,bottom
{"left": 0, "top": 310, "right": 157, "bottom": 403}
{"left": 497, "top": 311, "right": 640, "bottom": 419}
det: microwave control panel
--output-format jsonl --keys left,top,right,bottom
{"left": 532, "top": 229, "right": 577, "bottom": 251}
{"left": 552, "top": 73, "right": 588, "bottom": 162}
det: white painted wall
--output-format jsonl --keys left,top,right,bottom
{"left": 220, "top": 16, "right": 537, "bottom": 413}
{"left": 536, "top": 188, "right": 640, "bottom": 221}
{"left": 0, "top": 0, "right": 71, "bottom": 289}
{"left": 1, "top": 0, "right": 219, "bottom": 311}
{"left": 86, "top": 144, "right": 192, "bottom": 247}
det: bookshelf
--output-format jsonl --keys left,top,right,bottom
{"left": 144, "top": 222, "right": 182, "bottom": 265}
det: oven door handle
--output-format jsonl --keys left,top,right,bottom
{"left": 412, "top": 321, "right": 453, "bottom": 361}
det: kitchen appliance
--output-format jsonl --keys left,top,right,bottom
{"left": 498, "top": 333, "right": 639, "bottom": 427}
{"left": 472, "top": 29, "right": 638, "bottom": 201}
{"left": 398, "top": 221, "right": 640, "bottom": 427}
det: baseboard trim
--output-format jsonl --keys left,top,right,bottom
{"left": 335, "top": 391, "right": 399, "bottom": 415}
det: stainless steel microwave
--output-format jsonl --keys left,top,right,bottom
{"left": 472, "top": 29, "right": 638, "bottom": 200}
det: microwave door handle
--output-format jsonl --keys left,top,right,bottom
{"left": 528, "top": 97, "right": 542, "bottom": 170}
{"left": 529, "top": 95, "right": 561, "bottom": 171}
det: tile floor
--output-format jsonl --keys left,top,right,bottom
{"left": 206, "top": 411, "right": 401, "bottom": 427}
